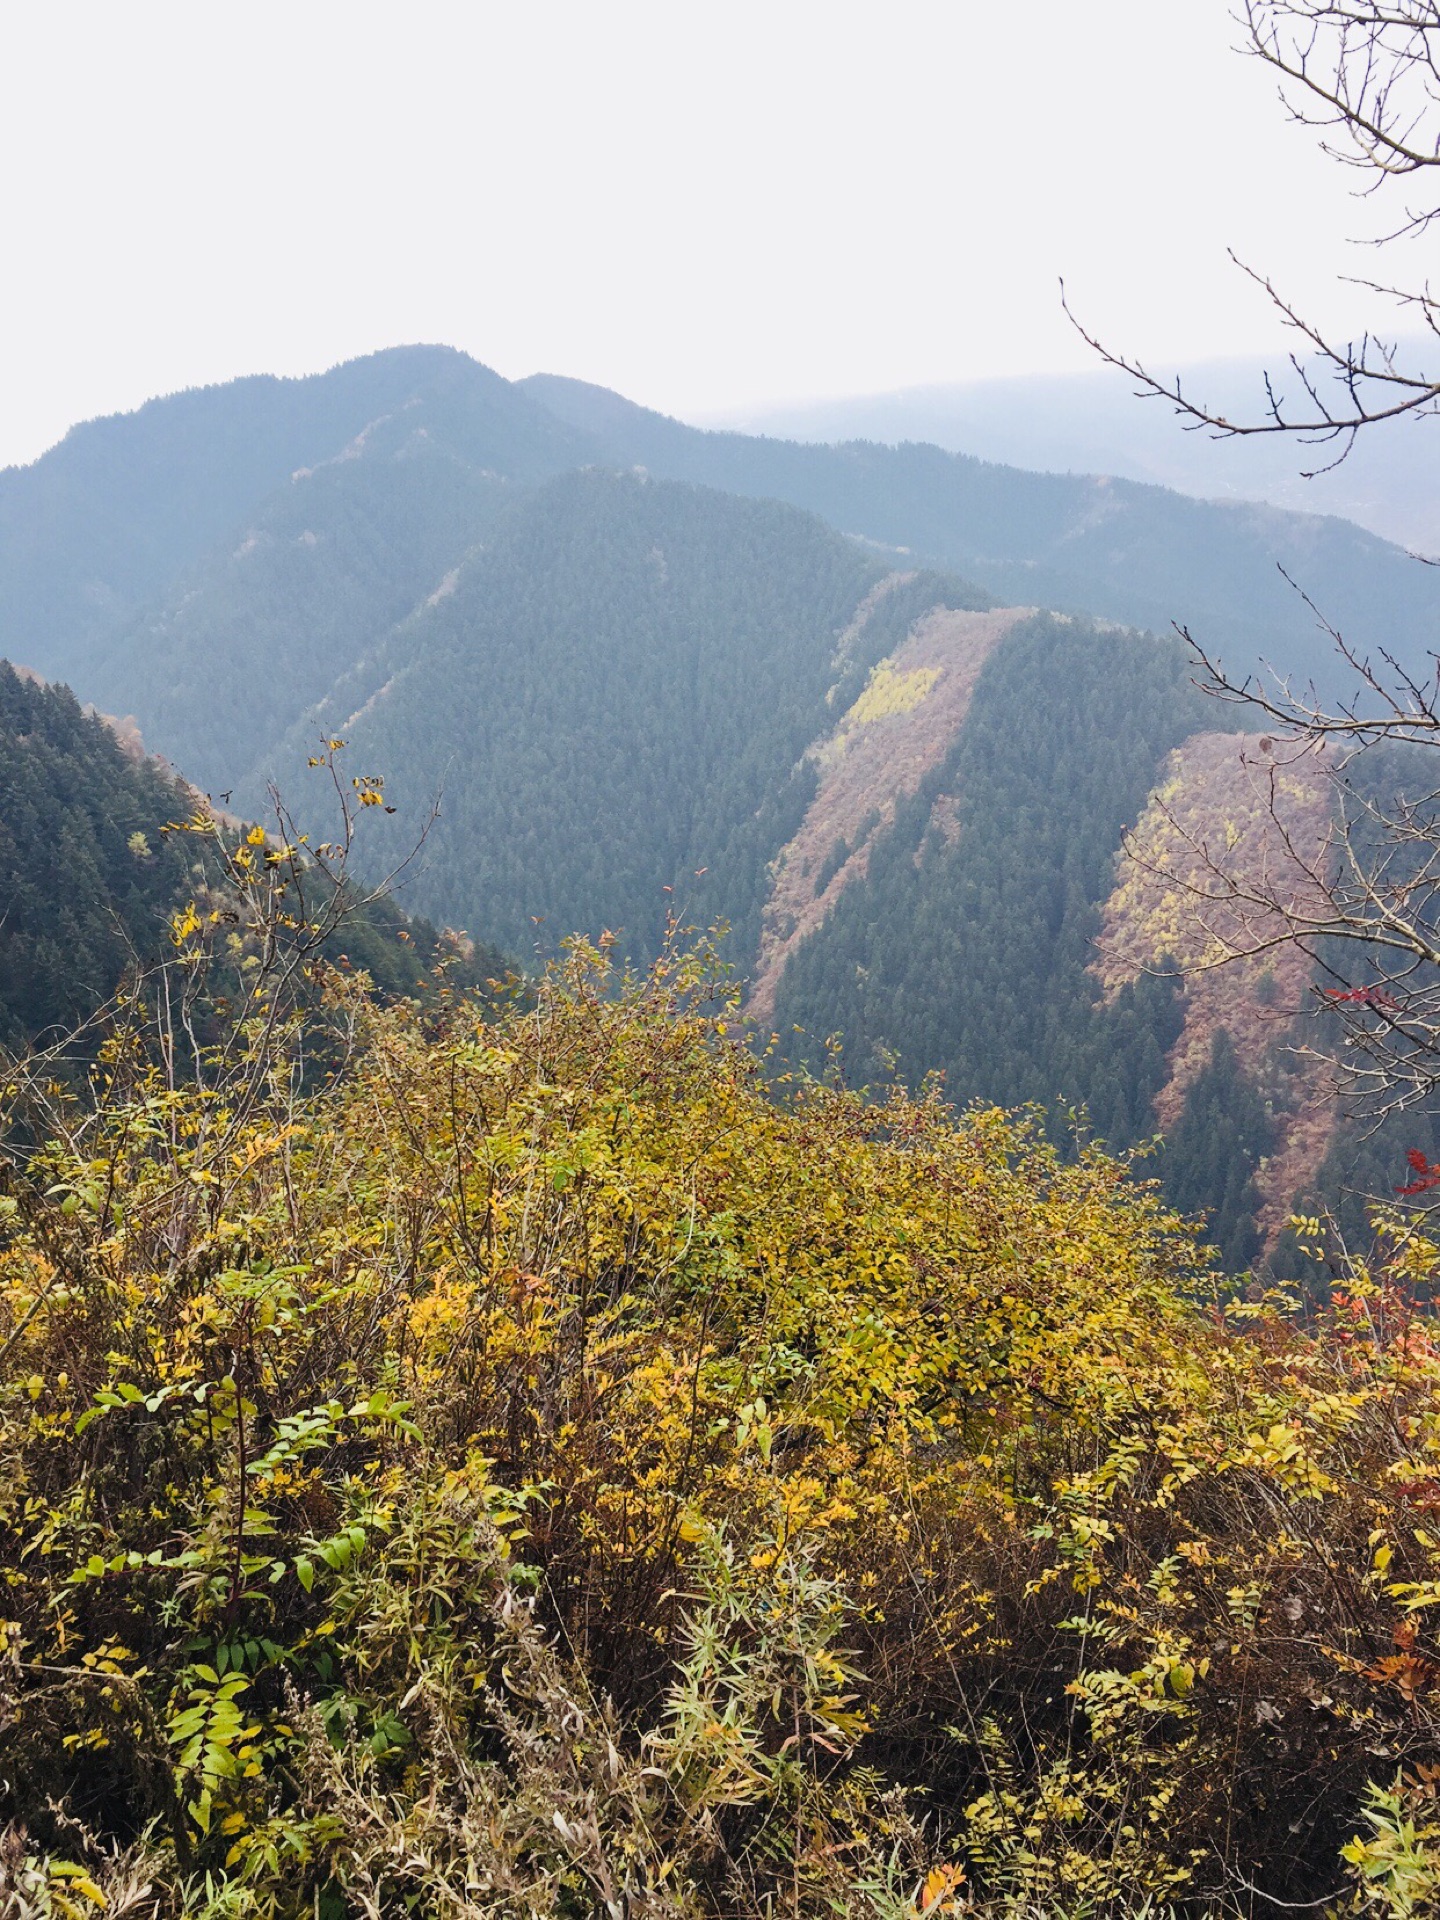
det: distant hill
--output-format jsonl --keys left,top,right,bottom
{"left": 715, "top": 353, "right": 1440, "bottom": 555}
{"left": 88, "top": 408, "right": 518, "bottom": 789}
{"left": 0, "top": 346, "right": 596, "bottom": 697}
{"left": 268, "top": 475, "right": 978, "bottom": 964}
{"left": 521, "top": 372, "right": 1440, "bottom": 693}
{"left": 6, "top": 345, "right": 1440, "bottom": 712}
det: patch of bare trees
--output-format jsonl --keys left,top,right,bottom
{"left": 1079, "top": 6, "right": 1440, "bottom": 1135}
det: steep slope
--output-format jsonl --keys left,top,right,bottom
{"left": 87, "top": 412, "right": 515, "bottom": 792}
{"left": 1093, "top": 730, "right": 1337, "bottom": 1263}
{"left": 769, "top": 614, "right": 1209, "bottom": 1148}
{"left": 0, "top": 661, "right": 505, "bottom": 1051}
{"left": 0, "top": 664, "right": 193, "bottom": 1044}
{"left": 275, "top": 471, "right": 940, "bottom": 962}
{"left": 0, "top": 346, "right": 596, "bottom": 693}
{"left": 749, "top": 591, "right": 1034, "bottom": 1023}
{"left": 522, "top": 372, "right": 1440, "bottom": 693}
{"left": 757, "top": 627, "right": 1432, "bottom": 1268}
{"left": 6, "top": 345, "right": 1437, "bottom": 734}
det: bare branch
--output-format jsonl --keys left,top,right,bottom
{"left": 1067, "top": 5, "right": 1440, "bottom": 461}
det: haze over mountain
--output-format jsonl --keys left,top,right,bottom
{"left": 0, "top": 349, "right": 594, "bottom": 694}
{"left": 3, "top": 341, "right": 1436, "bottom": 1262}
{"left": 718, "top": 351, "right": 1440, "bottom": 554}
{"left": 520, "top": 370, "right": 1440, "bottom": 682}
{"left": 7, "top": 346, "right": 1440, "bottom": 715}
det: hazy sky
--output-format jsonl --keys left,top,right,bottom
{"left": 0, "top": 1, "right": 1401, "bottom": 469}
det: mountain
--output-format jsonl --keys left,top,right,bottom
{"left": 716, "top": 352, "right": 1440, "bottom": 555}
{"left": 6, "top": 364, "right": 1437, "bottom": 1920}
{"left": 7, "top": 345, "right": 1440, "bottom": 713}
{"left": 268, "top": 469, "right": 931, "bottom": 964}
{"left": 521, "top": 372, "right": 1440, "bottom": 693}
{"left": 287, "top": 493, "right": 1000, "bottom": 963}
{"left": 0, "top": 345, "right": 596, "bottom": 698}
{"left": 4, "top": 344, "right": 1436, "bottom": 1261}
{"left": 89, "top": 407, "right": 519, "bottom": 790}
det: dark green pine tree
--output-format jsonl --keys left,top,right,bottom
{"left": 1162, "top": 1030, "right": 1274, "bottom": 1273}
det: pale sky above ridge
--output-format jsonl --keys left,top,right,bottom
{"left": 0, "top": 1, "right": 1406, "bottom": 470}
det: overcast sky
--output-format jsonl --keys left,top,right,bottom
{"left": 0, "top": 1, "right": 1401, "bottom": 469}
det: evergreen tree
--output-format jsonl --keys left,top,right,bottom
{"left": 1161, "top": 1030, "right": 1273, "bottom": 1272}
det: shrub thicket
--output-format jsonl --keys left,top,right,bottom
{"left": 1, "top": 933, "right": 1439, "bottom": 1916}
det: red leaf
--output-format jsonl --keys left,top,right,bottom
{"left": 1397, "top": 1151, "right": 1440, "bottom": 1193}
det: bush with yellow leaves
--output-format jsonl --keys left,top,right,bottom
{"left": 2, "top": 928, "right": 1440, "bottom": 1916}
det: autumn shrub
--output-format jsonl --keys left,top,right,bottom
{"left": 2, "top": 937, "right": 1440, "bottom": 1915}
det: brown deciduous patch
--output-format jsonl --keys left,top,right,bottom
{"left": 747, "top": 605, "right": 1033, "bottom": 1024}
{"left": 1093, "top": 729, "right": 1337, "bottom": 1248}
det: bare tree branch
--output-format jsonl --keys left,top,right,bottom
{"left": 1067, "top": 5, "right": 1440, "bottom": 466}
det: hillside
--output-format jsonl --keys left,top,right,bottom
{"left": 521, "top": 371, "right": 1440, "bottom": 692}
{"left": 720, "top": 350, "right": 1440, "bottom": 553}
{"left": 769, "top": 613, "right": 1206, "bottom": 1148}
{"left": 88, "top": 411, "right": 517, "bottom": 790}
{"left": 0, "top": 346, "right": 596, "bottom": 697}
{"left": 6, "top": 345, "right": 1440, "bottom": 717}
{"left": 271, "top": 472, "right": 948, "bottom": 963}
{"left": 0, "top": 662, "right": 503, "bottom": 1051}
{"left": 4, "top": 344, "right": 1436, "bottom": 1261}
{"left": 0, "top": 665, "right": 194, "bottom": 1045}
{"left": 755, "top": 612, "right": 1432, "bottom": 1268}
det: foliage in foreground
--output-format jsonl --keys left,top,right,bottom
{"left": 2, "top": 944, "right": 1440, "bottom": 1915}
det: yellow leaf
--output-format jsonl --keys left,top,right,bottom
{"left": 918, "top": 1863, "right": 966, "bottom": 1913}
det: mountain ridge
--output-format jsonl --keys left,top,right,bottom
{"left": 9, "top": 345, "right": 1440, "bottom": 714}
{"left": 5, "top": 343, "right": 1435, "bottom": 1262}
{"left": 520, "top": 370, "right": 1435, "bottom": 690}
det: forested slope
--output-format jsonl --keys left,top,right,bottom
{"left": 7, "top": 343, "right": 1439, "bottom": 722}
{"left": 0, "top": 346, "right": 596, "bottom": 694}
{"left": 757, "top": 609, "right": 1432, "bottom": 1268}
{"left": 771, "top": 614, "right": 1205, "bottom": 1142}
{"left": 522, "top": 371, "right": 1440, "bottom": 692}
{"left": 0, "top": 666, "right": 193, "bottom": 1043}
{"left": 280, "top": 472, "right": 952, "bottom": 961}
{"left": 5, "top": 344, "right": 1435, "bottom": 1261}
{"left": 88, "top": 417, "right": 515, "bottom": 788}
{"left": 0, "top": 662, "right": 504, "bottom": 1050}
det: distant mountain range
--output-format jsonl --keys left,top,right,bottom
{"left": 714, "top": 350, "right": 1440, "bottom": 555}
{"left": 2, "top": 342, "right": 1434, "bottom": 1266}
{"left": 6, "top": 345, "right": 1439, "bottom": 712}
